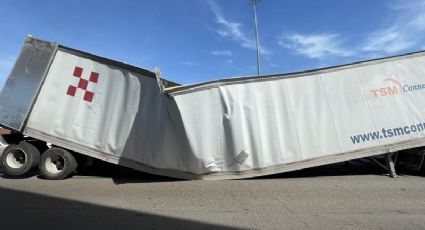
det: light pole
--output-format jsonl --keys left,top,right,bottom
{"left": 250, "top": 0, "right": 261, "bottom": 75}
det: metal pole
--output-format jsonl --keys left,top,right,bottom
{"left": 250, "top": 0, "right": 261, "bottom": 75}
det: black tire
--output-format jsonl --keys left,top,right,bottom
{"left": 39, "top": 148, "right": 77, "bottom": 180}
{"left": 19, "top": 141, "right": 40, "bottom": 168}
{"left": 1, "top": 144, "right": 36, "bottom": 176}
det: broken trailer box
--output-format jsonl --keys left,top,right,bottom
{"left": 1, "top": 36, "right": 425, "bottom": 179}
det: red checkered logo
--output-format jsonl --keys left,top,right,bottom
{"left": 66, "top": 66, "right": 99, "bottom": 102}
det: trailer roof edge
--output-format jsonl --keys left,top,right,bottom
{"left": 166, "top": 49, "right": 425, "bottom": 96}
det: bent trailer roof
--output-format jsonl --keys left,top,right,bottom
{"left": 166, "top": 49, "right": 425, "bottom": 96}
{"left": 57, "top": 43, "right": 179, "bottom": 88}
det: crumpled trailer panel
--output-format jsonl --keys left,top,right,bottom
{"left": 167, "top": 53, "right": 425, "bottom": 179}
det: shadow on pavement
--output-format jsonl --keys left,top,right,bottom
{"left": 86, "top": 158, "right": 425, "bottom": 182}
{"left": 259, "top": 160, "right": 384, "bottom": 179}
{"left": 2, "top": 157, "right": 424, "bottom": 183}
{"left": 0, "top": 187, "right": 242, "bottom": 230}
{"left": 76, "top": 160, "right": 179, "bottom": 184}
{"left": 258, "top": 159, "right": 425, "bottom": 179}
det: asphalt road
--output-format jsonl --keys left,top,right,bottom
{"left": 1, "top": 162, "right": 425, "bottom": 230}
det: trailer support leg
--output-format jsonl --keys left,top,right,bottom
{"left": 385, "top": 152, "right": 397, "bottom": 178}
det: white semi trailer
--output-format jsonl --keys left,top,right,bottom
{"left": 1, "top": 36, "right": 425, "bottom": 180}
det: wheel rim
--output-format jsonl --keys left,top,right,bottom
{"left": 45, "top": 154, "right": 65, "bottom": 174}
{"left": 5, "top": 148, "right": 27, "bottom": 169}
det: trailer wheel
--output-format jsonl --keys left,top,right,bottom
{"left": 39, "top": 148, "right": 77, "bottom": 180}
{"left": 1, "top": 144, "right": 36, "bottom": 176}
{"left": 19, "top": 141, "right": 40, "bottom": 168}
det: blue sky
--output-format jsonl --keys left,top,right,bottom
{"left": 1, "top": 0, "right": 425, "bottom": 87}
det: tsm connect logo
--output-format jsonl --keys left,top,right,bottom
{"left": 370, "top": 77, "right": 425, "bottom": 97}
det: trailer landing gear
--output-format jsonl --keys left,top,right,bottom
{"left": 385, "top": 153, "right": 397, "bottom": 178}
{"left": 369, "top": 152, "right": 398, "bottom": 178}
